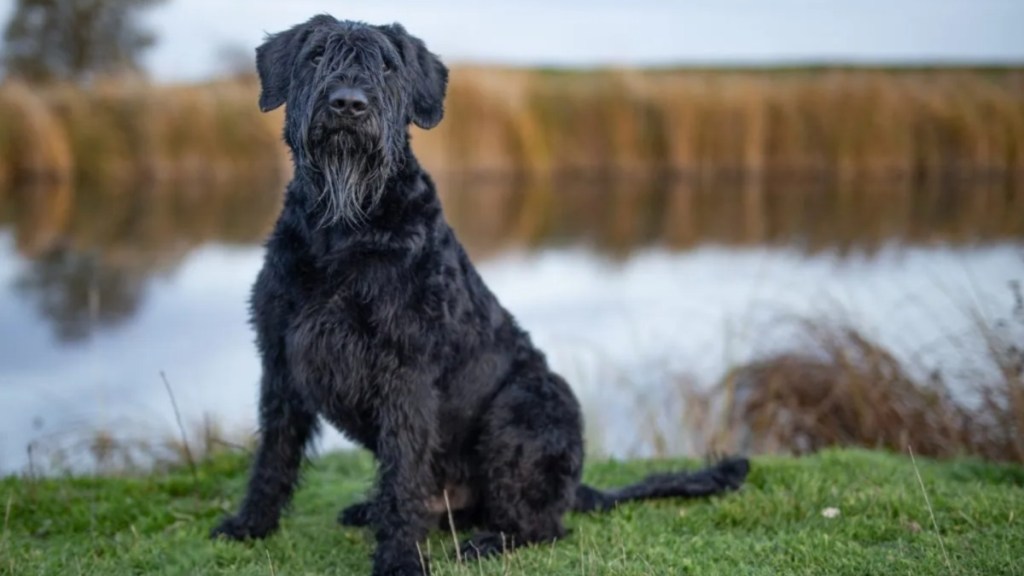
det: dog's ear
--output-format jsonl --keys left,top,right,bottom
{"left": 256, "top": 15, "right": 334, "bottom": 112}
{"left": 380, "top": 24, "right": 448, "bottom": 129}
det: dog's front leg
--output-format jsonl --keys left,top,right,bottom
{"left": 211, "top": 352, "right": 318, "bottom": 540}
{"left": 371, "top": 389, "right": 438, "bottom": 576}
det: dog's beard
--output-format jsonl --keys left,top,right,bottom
{"left": 315, "top": 133, "right": 391, "bottom": 227}
{"left": 301, "top": 109, "right": 397, "bottom": 227}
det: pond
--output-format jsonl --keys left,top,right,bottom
{"left": 0, "top": 175, "right": 1021, "bottom": 473}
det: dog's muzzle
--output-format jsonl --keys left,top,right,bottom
{"left": 328, "top": 85, "right": 369, "bottom": 119}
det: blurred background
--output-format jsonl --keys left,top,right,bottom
{"left": 0, "top": 0, "right": 1022, "bottom": 474}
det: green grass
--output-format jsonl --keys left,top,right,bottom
{"left": 2, "top": 449, "right": 1022, "bottom": 575}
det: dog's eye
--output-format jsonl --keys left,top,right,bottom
{"left": 310, "top": 49, "right": 325, "bottom": 67}
{"left": 382, "top": 59, "right": 393, "bottom": 74}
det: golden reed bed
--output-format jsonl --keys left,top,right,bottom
{"left": 1, "top": 67, "right": 1022, "bottom": 188}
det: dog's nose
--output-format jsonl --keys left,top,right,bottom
{"left": 329, "top": 87, "right": 368, "bottom": 116}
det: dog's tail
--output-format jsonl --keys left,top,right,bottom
{"left": 572, "top": 456, "right": 750, "bottom": 513}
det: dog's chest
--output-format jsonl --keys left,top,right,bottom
{"left": 280, "top": 249, "right": 446, "bottom": 426}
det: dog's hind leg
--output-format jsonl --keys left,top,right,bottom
{"left": 340, "top": 497, "right": 481, "bottom": 531}
{"left": 461, "top": 364, "right": 584, "bottom": 561}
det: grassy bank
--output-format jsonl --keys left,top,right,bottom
{"left": 2, "top": 449, "right": 1022, "bottom": 575}
{"left": 1, "top": 68, "right": 1023, "bottom": 189}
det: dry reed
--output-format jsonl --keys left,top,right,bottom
{"left": 721, "top": 288, "right": 1024, "bottom": 463}
{"left": 2, "top": 68, "right": 1023, "bottom": 189}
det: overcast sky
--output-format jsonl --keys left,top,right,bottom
{"left": 2, "top": 0, "right": 1023, "bottom": 81}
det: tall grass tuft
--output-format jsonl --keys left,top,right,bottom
{"left": 723, "top": 319, "right": 968, "bottom": 457}
{"left": 721, "top": 286, "right": 1024, "bottom": 463}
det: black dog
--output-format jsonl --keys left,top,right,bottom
{"left": 211, "top": 15, "right": 750, "bottom": 576}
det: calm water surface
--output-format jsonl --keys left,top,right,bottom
{"left": 0, "top": 177, "right": 1021, "bottom": 473}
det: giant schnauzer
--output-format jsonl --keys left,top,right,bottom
{"left": 210, "top": 15, "right": 750, "bottom": 576}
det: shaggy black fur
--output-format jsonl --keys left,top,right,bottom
{"left": 210, "top": 15, "right": 750, "bottom": 576}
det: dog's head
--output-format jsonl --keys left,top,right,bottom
{"left": 256, "top": 16, "right": 448, "bottom": 225}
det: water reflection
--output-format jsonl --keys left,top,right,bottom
{"left": 0, "top": 175, "right": 1021, "bottom": 472}
{"left": 1, "top": 176, "right": 1021, "bottom": 343}
{"left": 440, "top": 174, "right": 1024, "bottom": 257}
{"left": 14, "top": 246, "right": 145, "bottom": 343}
{"left": 4, "top": 175, "right": 1021, "bottom": 263}
{"left": 1, "top": 177, "right": 281, "bottom": 341}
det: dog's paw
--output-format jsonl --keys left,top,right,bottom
{"left": 372, "top": 546, "right": 431, "bottom": 576}
{"left": 372, "top": 560, "right": 429, "bottom": 576}
{"left": 338, "top": 501, "right": 373, "bottom": 527}
{"left": 459, "top": 532, "right": 512, "bottom": 562}
{"left": 210, "top": 514, "right": 276, "bottom": 541}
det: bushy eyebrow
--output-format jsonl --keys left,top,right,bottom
{"left": 374, "top": 33, "right": 401, "bottom": 65}
{"left": 307, "top": 28, "right": 385, "bottom": 56}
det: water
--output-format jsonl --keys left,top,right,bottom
{"left": 0, "top": 177, "right": 1021, "bottom": 473}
